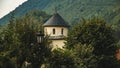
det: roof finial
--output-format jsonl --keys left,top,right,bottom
{"left": 55, "top": 6, "right": 57, "bottom": 13}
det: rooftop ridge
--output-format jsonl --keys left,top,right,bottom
{"left": 43, "top": 13, "right": 70, "bottom": 27}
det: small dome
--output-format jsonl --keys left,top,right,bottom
{"left": 43, "top": 13, "right": 70, "bottom": 27}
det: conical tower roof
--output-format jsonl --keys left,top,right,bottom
{"left": 43, "top": 13, "right": 70, "bottom": 27}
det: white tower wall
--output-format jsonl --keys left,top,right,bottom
{"left": 44, "top": 27, "right": 68, "bottom": 37}
{"left": 44, "top": 27, "right": 68, "bottom": 49}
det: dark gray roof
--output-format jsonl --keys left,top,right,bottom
{"left": 43, "top": 13, "right": 70, "bottom": 27}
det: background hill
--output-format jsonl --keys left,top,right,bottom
{"left": 0, "top": 0, "right": 120, "bottom": 25}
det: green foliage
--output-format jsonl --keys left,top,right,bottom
{"left": 48, "top": 48, "right": 75, "bottom": 68}
{"left": 0, "top": 9, "right": 120, "bottom": 68}
{"left": 27, "top": 35, "right": 52, "bottom": 68}
{"left": 0, "top": 56, "right": 15, "bottom": 68}
{"left": 0, "top": 10, "right": 51, "bottom": 68}
{"left": 116, "top": 41, "right": 120, "bottom": 49}
{"left": 67, "top": 18, "right": 117, "bottom": 56}
{"left": 112, "top": 24, "right": 120, "bottom": 40}
{"left": 1, "top": 0, "right": 120, "bottom": 25}
{"left": 48, "top": 43, "right": 98, "bottom": 68}
{"left": 65, "top": 18, "right": 120, "bottom": 68}
{"left": 73, "top": 43, "right": 98, "bottom": 68}
{"left": 97, "top": 56, "right": 120, "bottom": 68}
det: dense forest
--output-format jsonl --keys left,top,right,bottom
{"left": 0, "top": 0, "right": 120, "bottom": 25}
{"left": 0, "top": 10, "right": 120, "bottom": 68}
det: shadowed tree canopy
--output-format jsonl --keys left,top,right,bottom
{"left": 0, "top": 10, "right": 51, "bottom": 68}
{"left": 66, "top": 18, "right": 117, "bottom": 56}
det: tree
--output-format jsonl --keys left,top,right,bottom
{"left": 0, "top": 56, "right": 15, "bottom": 68}
{"left": 73, "top": 43, "right": 98, "bottom": 68}
{"left": 66, "top": 18, "right": 119, "bottom": 68}
{"left": 0, "top": 10, "right": 51, "bottom": 68}
{"left": 48, "top": 48, "right": 75, "bottom": 68}
{"left": 97, "top": 56, "right": 120, "bottom": 68}
{"left": 48, "top": 43, "right": 98, "bottom": 68}
{"left": 66, "top": 18, "right": 117, "bottom": 56}
{"left": 112, "top": 24, "right": 120, "bottom": 41}
{"left": 26, "top": 35, "right": 52, "bottom": 68}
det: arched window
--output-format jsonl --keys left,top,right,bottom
{"left": 45, "top": 28, "right": 47, "bottom": 32}
{"left": 61, "top": 28, "right": 63, "bottom": 35}
{"left": 53, "top": 28, "right": 55, "bottom": 34}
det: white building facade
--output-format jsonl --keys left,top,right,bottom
{"left": 43, "top": 13, "right": 70, "bottom": 49}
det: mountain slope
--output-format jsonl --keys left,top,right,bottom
{"left": 0, "top": 0, "right": 51, "bottom": 25}
{"left": 44, "top": 0, "right": 120, "bottom": 24}
{"left": 0, "top": 0, "right": 120, "bottom": 25}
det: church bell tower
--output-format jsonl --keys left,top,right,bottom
{"left": 43, "top": 13, "right": 70, "bottom": 49}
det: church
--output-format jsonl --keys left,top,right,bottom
{"left": 43, "top": 12, "right": 70, "bottom": 49}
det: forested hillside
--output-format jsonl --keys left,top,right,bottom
{"left": 0, "top": 0, "right": 51, "bottom": 25}
{"left": 0, "top": 10, "right": 120, "bottom": 68}
{"left": 0, "top": 0, "right": 120, "bottom": 25}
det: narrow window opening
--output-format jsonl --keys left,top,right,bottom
{"left": 53, "top": 28, "right": 55, "bottom": 34}
{"left": 61, "top": 28, "right": 64, "bottom": 35}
